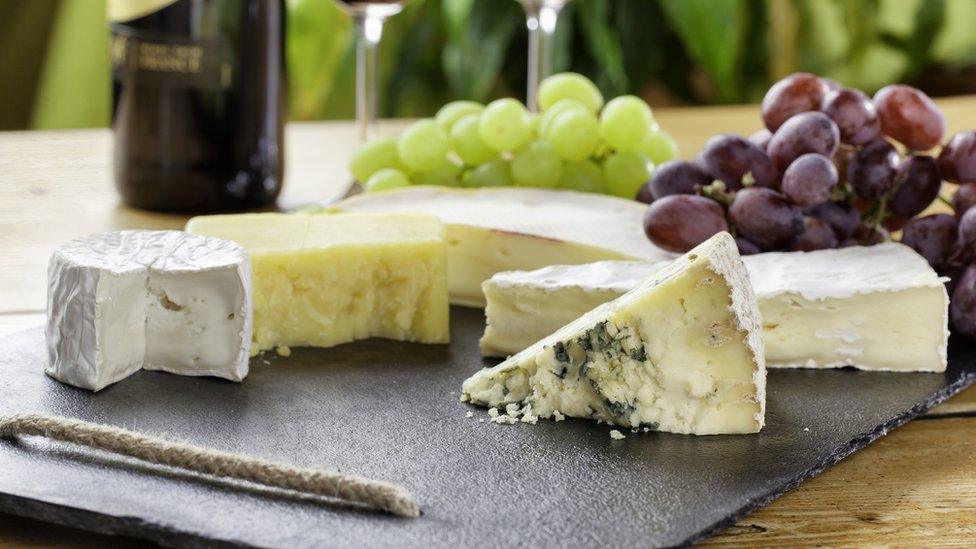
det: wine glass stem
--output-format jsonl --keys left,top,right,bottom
{"left": 524, "top": 3, "right": 562, "bottom": 112}
{"left": 354, "top": 14, "right": 384, "bottom": 143}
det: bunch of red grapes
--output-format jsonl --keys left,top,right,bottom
{"left": 637, "top": 72, "right": 976, "bottom": 336}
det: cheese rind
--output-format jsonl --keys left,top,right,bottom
{"left": 46, "top": 231, "right": 251, "bottom": 391}
{"left": 463, "top": 232, "right": 766, "bottom": 435}
{"left": 332, "top": 186, "right": 672, "bottom": 306}
{"left": 186, "top": 212, "right": 450, "bottom": 353}
{"left": 480, "top": 243, "right": 948, "bottom": 373}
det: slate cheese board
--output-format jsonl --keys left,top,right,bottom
{"left": 1, "top": 306, "right": 974, "bottom": 548}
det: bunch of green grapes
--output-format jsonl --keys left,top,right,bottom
{"left": 348, "top": 73, "right": 679, "bottom": 198}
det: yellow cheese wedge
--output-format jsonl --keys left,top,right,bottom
{"left": 186, "top": 212, "right": 450, "bottom": 353}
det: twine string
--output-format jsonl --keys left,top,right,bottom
{"left": 0, "top": 413, "right": 420, "bottom": 518}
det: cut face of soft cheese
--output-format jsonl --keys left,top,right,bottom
{"left": 186, "top": 212, "right": 450, "bottom": 354}
{"left": 46, "top": 231, "right": 251, "bottom": 391}
{"left": 332, "top": 186, "right": 672, "bottom": 306}
{"left": 462, "top": 232, "right": 766, "bottom": 435}
{"left": 480, "top": 243, "right": 948, "bottom": 373}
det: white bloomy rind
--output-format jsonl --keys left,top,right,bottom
{"left": 333, "top": 186, "right": 673, "bottom": 306}
{"left": 481, "top": 242, "right": 948, "bottom": 373}
{"left": 46, "top": 231, "right": 252, "bottom": 391}
{"left": 463, "top": 232, "right": 766, "bottom": 435}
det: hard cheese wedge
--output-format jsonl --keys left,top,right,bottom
{"left": 186, "top": 212, "right": 450, "bottom": 354}
{"left": 332, "top": 186, "right": 672, "bottom": 306}
{"left": 480, "top": 243, "right": 948, "bottom": 373}
{"left": 462, "top": 232, "right": 766, "bottom": 435}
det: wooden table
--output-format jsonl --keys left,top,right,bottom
{"left": 1, "top": 101, "right": 975, "bottom": 547}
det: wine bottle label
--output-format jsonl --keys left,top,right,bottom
{"left": 110, "top": 25, "right": 233, "bottom": 90}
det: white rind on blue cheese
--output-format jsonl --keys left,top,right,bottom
{"left": 333, "top": 186, "right": 673, "bottom": 306}
{"left": 46, "top": 230, "right": 252, "bottom": 391}
{"left": 462, "top": 232, "right": 766, "bottom": 436}
{"left": 479, "top": 242, "right": 948, "bottom": 373}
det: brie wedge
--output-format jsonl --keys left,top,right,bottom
{"left": 462, "top": 232, "right": 766, "bottom": 435}
{"left": 46, "top": 231, "right": 252, "bottom": 391}
{"left": 481, "top": 243, "right": 948, "bottom": 372}
{"left": 186, "top": 212, "right": 450, "bottom": 354}
{"left": 332, "top": 186, "right": 672, "bottom": 306}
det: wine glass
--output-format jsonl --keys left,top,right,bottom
{"left": 335, "top": 0, "right": 410, "bottom": 143}
{"left": 517, "top": 0, "right": 570, "bottom": 111}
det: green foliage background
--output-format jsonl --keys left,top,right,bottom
{"left": 2, "top": 0, "right": 976, "bottom": 130}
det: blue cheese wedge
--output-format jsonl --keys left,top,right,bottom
{"left": 462, "top": 232, "right": 766, "bottom": 435}
{"left": 480, "top": 243, "right": 948, "bottom": 373}
{"left": 332, "top": 186, "right": 673, "bottom": 306}
{"left": 46, "top": 231, "right": 252, "bottom": 391}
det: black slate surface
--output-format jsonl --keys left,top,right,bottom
{"left": 0, "top": 306, "right": 974, "bottom": 548}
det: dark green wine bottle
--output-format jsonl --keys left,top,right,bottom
{"left": 110, "top": 0, "right": 285, "bottom": 212}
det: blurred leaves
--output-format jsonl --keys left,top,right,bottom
{"left": 8, "top": 0, "right": 976, "bottom": 129}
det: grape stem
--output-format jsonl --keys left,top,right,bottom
{"left": 700, "top": 180, "right": 734, "bottom": 207}
{"left": 938, "top": 194, "right": 953, "bottom": 208}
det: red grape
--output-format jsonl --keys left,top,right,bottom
{"left": 699, "top": 134, "right": 777, "bottom": 189}
{"left": 950, "top": 265, "right": 976, "bottom": 338}
{"left": 942, "top": 263, "right": 965, "bottom": 298}
{"left": 728, "top": 187, "right": 804, "bottom": 250}
{"left": 643, "top": 195, "right": 728, "bottom": 253}
{"left": 848, "top": 139, "right": 899, "bottom": 200}
{"left": 781, "top": 153, "right": 837, "bottom": 208}
{"left": 635, "top": 183, "right": 655, "bottom": 204}
{"left": 767, "top": 112, "right": 840, "bottom": 172}
{"left": 761, "top": 72, "right": 829, "bottom": 132}
{"left": 790, "top": 216, "right": 838, "bottom": 251}
{"left": 649, "top": 160, "right": 713, "bottom": 200}
{"left": 888, "top": 155, "right": 942, "bottom": 219}
{"left": 735, "top": 237, "right": 761, "bottom": 256}
{"left": 832, "top": 145, "right": 854, "bottom": 180}
{"left": 938, "top": 131, "right": 976, "bottom": 184}
{"left": 822, "top": 77, "right": 843, "bottom": 91}
{"left": 749, "top": 129, "right": 772, "bottom": 152}
{"left": 820, "top": 88, "right": 881, "bottom": 146}
{"left": 951, "top": 183, "right": 976, "bottom": 218}
{"left": 885, "top": 216, "right": 908, "bottom": 232}
{"left": 806, "top": 201, "right": 861, "bottom": 239}
{"left": 957, "top": 207, "right": 976, "bottom": 256}
{"left": 899, "top": 213, "right": 958, "bottom": 269}
{"left": 873, "top": 85, "right": 946, "bottom": 151}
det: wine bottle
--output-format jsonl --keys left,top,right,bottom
{"left": 110, "top": 0, "right": 285, "bottom": 212}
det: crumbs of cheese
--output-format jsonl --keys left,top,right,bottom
{"left": 610, "top": 430, "right": 626, "bottom": 440}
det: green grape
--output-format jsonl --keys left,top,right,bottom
{"left": 538, "top": 99, "right": 589, "bottom": 138}
{"left": 364, "top": 168, "right": 410, "bottom": 192}
{"left": 511, "top": 141, "right": 563, "bottom": 188}
{"left": 600, "top": 95, "right": 654, "bottom": 153}
{"left": 463, "top": 159, "right": 512, "bottom": 187}
{"left": 559, "top": 160, "right": 607, "bottom": 194}
{"left": 397, "top": 119, "right": 449, "bottom": 172}
{"left": 479, "top": 98, "right": 532, "bottom": 152}
{"left": 538, "top": 72, "right": 604, "bottom": 113}
{"left": 450, "top": 113, "right": 497, "bottom": 166}
{"left": 349, "top": 136, "right": 401, "bottom": 182}
{"left": 603, "top": 151, "right": 651, "bottom": 198}
{"left": 546, "top": 108, "right": 600, "bottom": 162}
{"left": 435, "top": 100, "right": 483, "bottom": 131}
{"left": 412, "top": 158, "right": 462, "bottom": 186}
{"left": 641, "top": 126, "right": 679, "bottom": 164}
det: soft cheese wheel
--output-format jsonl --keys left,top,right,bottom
{"left": 46, "top": 231, "right": 251, "bottom": 391}
{"left": 479, "top": 243, "right": 948, "bottom": 373}
{"left": 333, "top": 186, "right": 674, "bottom": 306}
